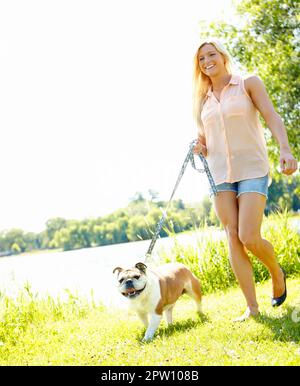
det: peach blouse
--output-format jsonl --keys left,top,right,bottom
{"left": 199, "top": 74, "right": 270, "bottom": 185}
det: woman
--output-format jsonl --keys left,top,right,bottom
{"left": 192, "top": 38, "right": 298, "bottom": 321}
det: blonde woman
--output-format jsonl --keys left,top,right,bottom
{"left": 192, "top": 38, "right": 298, "bottom": 321}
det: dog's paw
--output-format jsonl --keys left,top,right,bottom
{"left": 142, "top": 333, "right": 154, "bottom": 342}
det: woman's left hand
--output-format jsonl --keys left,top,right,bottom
{"left": 280, "top": 150, "right": 298, "bottom": 175}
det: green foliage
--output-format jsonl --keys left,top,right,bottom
{"left": 0, "top": 228, "right": 41, "bottom": 254}
{"left": 0, "top": 195, "right": 217, "bottom": 254}
{"left": 266, "top": 173, "right": 300, "bottom": 213}
{"left": 46, "top": 218, "right": 67, "bottom": 244}
{"left": 259, "top": 209, "right": 300, "bottom": 274}
{"left": 11, "top": 243, "right": 21, "bottom": 254}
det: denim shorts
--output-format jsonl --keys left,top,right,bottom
{"left": 209, "top": 174, "right": 269, "bottom": 199}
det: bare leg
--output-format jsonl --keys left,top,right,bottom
{"left": 213, "top": 192, "right": 259, "bottom": 317}
{"left": 238, "top": 193, "right": 285, "bottom": 298}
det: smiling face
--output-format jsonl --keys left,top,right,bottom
{"left": 113, "top": 263, "right": 147, "bottom": 300}
{"left": 198, "top": 43, "right": 226, "bottom": 77}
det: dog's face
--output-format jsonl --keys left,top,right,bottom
{"left": 113, "top": 262, "right": 147, "bottom": 299}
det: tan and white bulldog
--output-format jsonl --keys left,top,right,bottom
{"left": 113, "top": 262, "right": 202, "bottom": 341}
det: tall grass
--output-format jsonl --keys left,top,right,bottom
{"left": 0, "top": 285, "right": 102, "bottom": 348}
{"left": 160, "top": 210, "right": 300, "bottom": 294}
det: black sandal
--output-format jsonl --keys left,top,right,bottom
{"left": 271, "top": 267, "right": 287, "bottom": 307}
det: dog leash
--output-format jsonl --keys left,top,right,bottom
{"left": 144, "top": 139, "right": 217, "bottom": 263}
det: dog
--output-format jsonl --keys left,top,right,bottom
{"left": 113, "top": 262, "right": 202, "bottom": 341}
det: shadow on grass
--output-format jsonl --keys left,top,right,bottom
{"left": 137, "top": 312, "right": 210, "bottom": 343}
{"left": 255, "top": 305, "right": 300, "bottom": 343}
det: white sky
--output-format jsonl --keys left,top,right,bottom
{"left": 0, "top": 0, "right": 237, "bottom": 233}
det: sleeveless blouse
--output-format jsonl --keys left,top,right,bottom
{"left": 199, "top": 74, "right": 270, "bottom": 185}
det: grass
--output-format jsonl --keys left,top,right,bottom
{"left": 0, "top": 276, "right": 300, "bottom": 366}
{"left": 0, "top": 210, "right": 299, "bottom": 365}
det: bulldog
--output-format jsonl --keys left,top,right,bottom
{"left": 113, "top": 262, "right": 202, "bottom": 341}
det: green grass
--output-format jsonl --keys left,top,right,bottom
{"left": 1, "top": 211, "right": 299, "bottom": 365}
{"left": 0, "top": 276, "right": 300, "bottom": 366}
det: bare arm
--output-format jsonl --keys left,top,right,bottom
{"left": 245, "top": 76, "right": 298, "bottom": 175}
{"left": 194, "top": 120, "right": 207, "bottom": 156}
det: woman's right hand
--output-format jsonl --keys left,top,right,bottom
{"left": 193, "top": 139, "right": 207, "bottom": 157}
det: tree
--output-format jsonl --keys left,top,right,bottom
{"left": 2, "top": 229, "right": 26, "bottom": 252}
{"left": 11, "top": 243, "right": 21, "bottom": 254}
{"left": 45, "top": 217, "right": 67, "bottom": 246}
{"left": 172, "top": 199, "right": 185, "bottom": 210}
{"left": 129, "top": 191, "right": 145, "bottom": 203}
{"left": 148, "top": 189, "right": 160, "bottom": 202}
{"left": 201, "top": 196, "right": 212, "bottom": 221}
{"left": 126, "top": 215, "right": 152, "bottom": 241}
{"left": 52, "top": 227, "right": 72, "bottom": 251}
{"left": 266, "top": 173, "right": 300, "bottom": 213}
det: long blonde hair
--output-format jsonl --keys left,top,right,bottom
{"left": 193, "top": 38, "right": 233, "bottom": 130}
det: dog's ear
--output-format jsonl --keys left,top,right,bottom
{"left": 135, "top": 262, "right": 147, "bottom": 273}
{"left": 113, "top": 267, "right": 123, "bottom": 275}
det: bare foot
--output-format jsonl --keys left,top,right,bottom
{"left": 272, "top": 267, "right": 285, "bottom": 298}
{"left": 233, "top": 307, "right": 260, "bottom": 322}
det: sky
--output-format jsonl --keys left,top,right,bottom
{"left": 0, "top": 0, "right": 238, "bottom": 233}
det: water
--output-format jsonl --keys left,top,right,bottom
{"left": 0, "top": 230, "right": 224, "bottom": 307}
